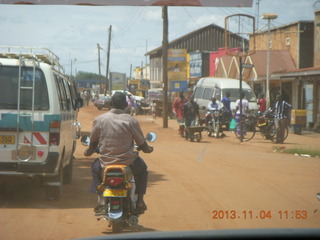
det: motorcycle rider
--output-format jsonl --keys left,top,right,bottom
{"left": 84, "top": 92, "right": 153, "bottom": 213}
{"left": 205, "top": 97, "right": 220, "bottom": 125}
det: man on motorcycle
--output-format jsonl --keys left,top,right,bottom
{"left": 205, "top": 97, "right": 220, "bottom": 125}
{"left": 84, "top": 92, "right": 153, "bottom": 213}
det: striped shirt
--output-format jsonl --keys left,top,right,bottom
{"left": 274, "top": 100, "right": 292, "bottom": 119}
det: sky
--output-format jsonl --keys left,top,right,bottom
{"left": 0, "top": 0, "right": 318, "bottom": 77}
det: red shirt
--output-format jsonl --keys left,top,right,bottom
{"left": 258, "top": 98, "right": 266, "bottom": 112}
{"left": 172, "top": 97, "right": 187, "bottom": 119}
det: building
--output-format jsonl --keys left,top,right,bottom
{"left": 146, "top": 23, "right": 248, "bottom": 90}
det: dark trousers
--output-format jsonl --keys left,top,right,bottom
{"left": 91, "top": 157, "right": 148, "bottom": 195}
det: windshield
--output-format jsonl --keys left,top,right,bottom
{"left": 0, "top": 1, "right": 318, "bottom": 239}
{"left": 0, "top": 66, "right": 49, "bottom": 110}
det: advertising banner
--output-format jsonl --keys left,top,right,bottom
{"left": 167, "top": 49, "right": 187, "bottom": 89}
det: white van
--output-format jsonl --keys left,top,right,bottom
{"left": 193, "top": 77, "right": 258, "bottom": 118}
{"left": 0, "top": 47, "right": 83, "bottom": 200}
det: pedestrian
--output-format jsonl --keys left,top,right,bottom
{"left": 257, "top": 92, "right": 266, "bottom": 112}
{"left": 221, "top": 91, "right": 232, "bottom": 130}
{"left": 126, "top": 94, "right": 135, "bottom": 115}
{"left": 172, "top": 91, "right": 188, "bottom": 136}
{"left": 235, "top": 92, "right": 249, "bottom": 137}
{"left": 183, "top": 95, "right": 200, "bottom": 140}
{"left": 273, "top": 94, "right": 292, "bottom": 144}
{"left": 151, "top": 100, "right": 157, "bottom": 119}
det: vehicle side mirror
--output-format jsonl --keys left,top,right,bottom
{"left": 81, "top": 135, "right": 90, "bottom": 146}
{"left": 146, "top": 132, "right": 157, "bottom": 143}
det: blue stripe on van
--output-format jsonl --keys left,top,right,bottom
{"left": 0, "top": 114, "right": 61, "bottom": 131}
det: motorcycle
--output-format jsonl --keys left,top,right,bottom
{"left": 256, "top": 109, "right": 288, "bottom": 142}
{"left": 255, "top": 109, "right": 275, "bottom": 140}
{"left": 206, "top": 109, "right": 224, "bottom": 138}
{"left": 81, "top": 131, "right": 157, "bottom": 233}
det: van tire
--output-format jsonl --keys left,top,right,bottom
{"left": 63, "top": 156, "right": 74, "bottom": 184}
{"left": 45, "top": 165, "right": 63, "bottom": 201}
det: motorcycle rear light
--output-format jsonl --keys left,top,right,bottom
{"left": 106, "top": 177, "right": 123, "bottom": 187}
{"left": 112, "top": 200, "right": 120, "bottom": 205}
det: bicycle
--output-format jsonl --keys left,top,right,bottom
{"left": 234, "top": 110, "right": 289, "bottom": 142}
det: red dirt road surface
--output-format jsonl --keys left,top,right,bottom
{"left": 1, "top": 105, "right": 320, "bottom": 239}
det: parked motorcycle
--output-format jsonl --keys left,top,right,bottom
{"left": 81, "top": 132, "right": 156, "bottom": 233}
{"left": 255, "top": 109, "right": 275, "bottom": 140}
{"left": 256, "top": 109, "right": 289, "bottom": 142}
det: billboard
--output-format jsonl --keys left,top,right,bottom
{"left": 0, "top": 0, "right": 253, "bottom": 7}
{"left": 189, "top": 51, "right": 209, "bottom": 78}
{"left": 167, "top": 49, "right": 187, "bottom": 86}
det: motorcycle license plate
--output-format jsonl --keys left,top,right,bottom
{"left": 258, "top": 122, "right": 267, "bottom": 127}
{"left": 103, "top": 189, "right": 127, "bottom": 197}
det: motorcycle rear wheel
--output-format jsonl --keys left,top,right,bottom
{"left": 112, "top": 219, "right": 123, "bottom": 233}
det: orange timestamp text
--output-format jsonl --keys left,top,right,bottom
{"left": 212, "top": 210, "right": 308, "bottom": 220}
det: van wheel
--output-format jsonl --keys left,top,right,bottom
{"left": 63, "top": 156, "right": 74, "bottom": 184}
{"left": 45, "top": 165, "right": 63, "bottom": 201}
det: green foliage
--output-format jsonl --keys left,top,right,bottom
{"left": 75, "top": 71, "right": 106, "bottom": 81}
{"left": 283, "top": 148, "right": 320, "bottom": 157}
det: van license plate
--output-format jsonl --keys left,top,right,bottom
{"left": 103, "top": 189, "right": 127, "bottom": 197}
{"left": 0, "top": 135, "right": 15, "bottom": 144}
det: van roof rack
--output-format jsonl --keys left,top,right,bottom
{"left": 0, "top": 46, "right": 65, "bottom": 73}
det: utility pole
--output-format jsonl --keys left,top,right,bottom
{"left": 262, "top": 13, "right": 278, "bottom": 109}
{"left": 97, "top": 43, "right": 103, "bottom": 94}
{"left": 162, "top": 6, "right": 168, "bottom": 128}
{"left": 106, "top": 25, "right": 112, "bottom": 95}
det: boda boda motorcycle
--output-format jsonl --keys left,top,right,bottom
{"left": 81, "top": 132, "right": 156, "bottom": 233}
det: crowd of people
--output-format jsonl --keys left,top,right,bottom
{"left": 171, "top": 90, "right": 291, "bottom": 144}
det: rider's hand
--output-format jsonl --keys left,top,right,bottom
{"left": 84, "top": 148, "right": 91, "bottom": 156}
{"left": 96, "top": 184, "right": 105, "bottom": 193}
{"left": 147, "top": 146, "right": 153, "bottom": 153}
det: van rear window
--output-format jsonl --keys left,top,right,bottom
{"left": 0, "top": 66, "right": 49, "bottom": 110}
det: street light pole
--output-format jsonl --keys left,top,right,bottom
{"left": 262, "top": 13, "right": 278, "bottom": 109}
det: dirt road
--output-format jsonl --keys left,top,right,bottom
{"left": 1, "top": 105, "right": 320, "bottom": 239}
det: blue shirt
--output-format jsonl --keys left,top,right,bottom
{"left": 221, "top": 96, "right": 231, "bottom": 111}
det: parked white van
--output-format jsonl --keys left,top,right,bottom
{"left": 0, "top": 47, "right": 83, "bottom": 200}
{"left": 193, "top": 77, "right": 258, "bottom": 118}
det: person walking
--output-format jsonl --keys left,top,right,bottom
{"left": 273, "top": 94, "right": 292, "bottom": 144}
{"left": 183, "top": 96, "right": 200, "bottom": 141}
{"left": 172, "top": 91, "right": 188, "bottom": 136}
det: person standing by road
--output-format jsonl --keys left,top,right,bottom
{"left": 221, "top": 91, "right": 232, "bottom": 130}
{"left": 258, "top": 92, "right": 266, "bottom": 112}
{"left": 183, "top": 96, "right": 200, "bottom": 141}
{"left": 273, "top": 94, "right": 292, "bottom": 144}
{"left": 235, "top": 92, "right": 249, "bottom": 137}
{"left": 172, "top": 91, "right": 188, "bottom": 136}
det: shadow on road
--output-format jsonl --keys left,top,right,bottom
{"left": 0, "top": 157, "right": 167, "bottom": 209}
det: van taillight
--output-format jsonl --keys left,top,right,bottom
{"left": 49, "top": 121, "right": 60, "bottom": 146}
